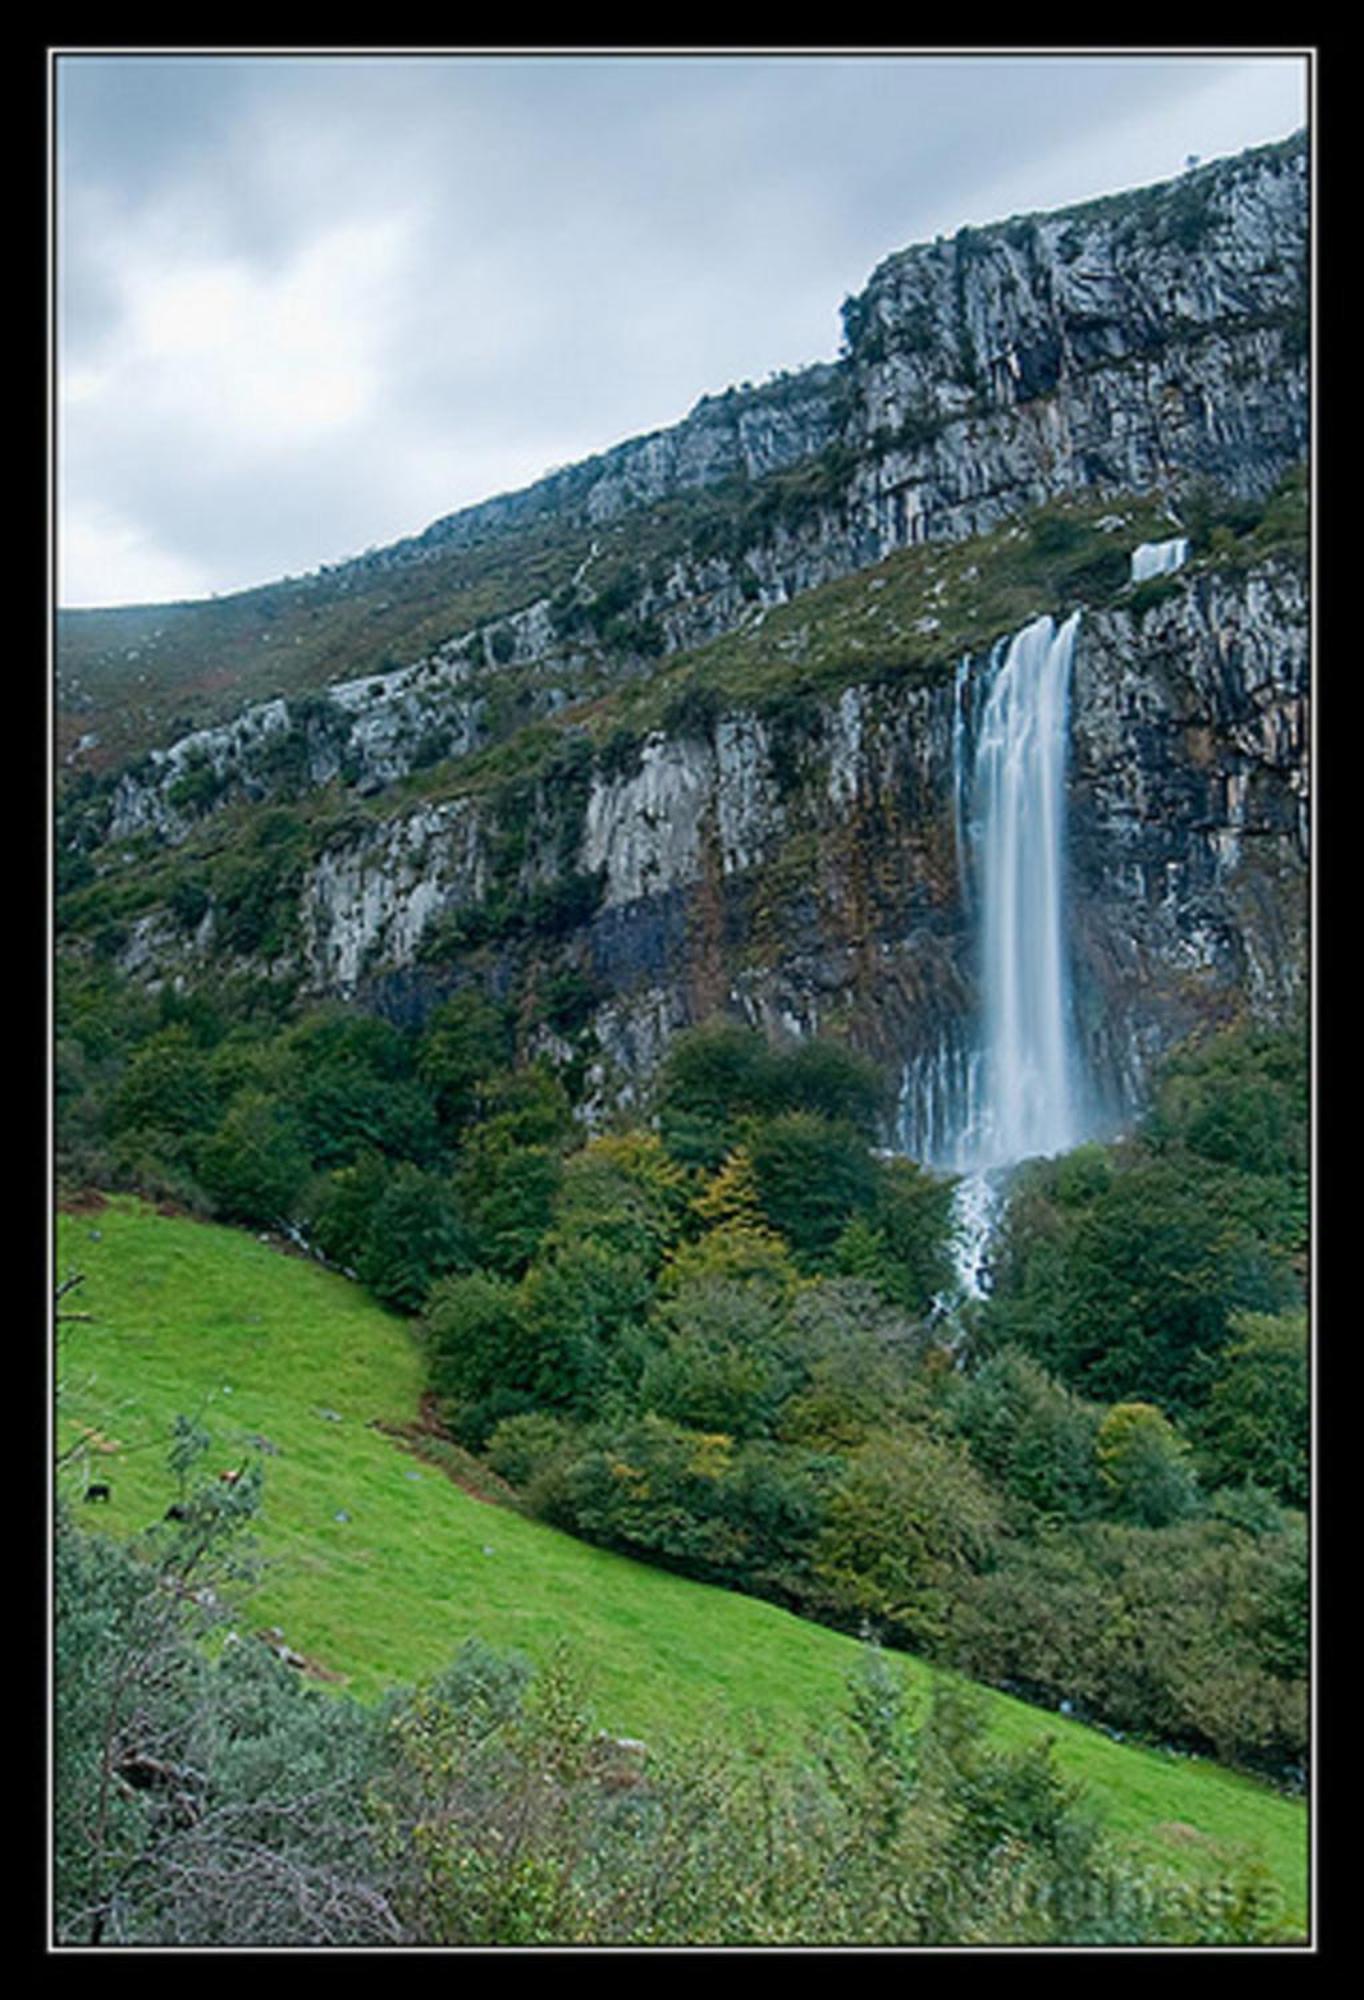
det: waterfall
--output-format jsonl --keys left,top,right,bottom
{"left": 1130, "top": 536, "right": 1189, "bottom": 584}
{"left": 898, "top": 611, "right": 1088, "bottom": 1303}
{"left": 971, "top": 610, "right": 1084, "bottom": 1169}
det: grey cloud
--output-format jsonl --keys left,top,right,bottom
{"left": 55, "top": 51, "right": 1307, "bottom": 606}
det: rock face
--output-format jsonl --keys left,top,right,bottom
{"left": 220, "top": 554, "right": 1303, "bottom": 1132}
{"left": 838, "top": 135, "right": 1308, "bottom": 553}
{"left": 72, "top": 134, "right": 1310, "bottom": 1142}
{"left": 1067, "top": 561, "right": 1309, "bottom": 1107}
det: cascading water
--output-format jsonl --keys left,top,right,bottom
{"left": 972, "top": 610, "right": 1084, "bottom": 1170}
{"left": 898, "top": 611, "right": 1089, "bottom": 1308}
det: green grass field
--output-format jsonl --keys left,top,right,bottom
{"left": 54, "top": 1196, "right": 1310, "bottom": 1935}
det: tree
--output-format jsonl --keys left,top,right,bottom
{"left": 1197, "top": 1309, "right": 1309, "bottom": 1508}
{"left": 108, "top": 1025, "right": 223, "bottom": 1140}
{"left": 416, "top": 992, "right": 514, "bottom": 1132}
{"left": 640, "top": 1276, "right": 797, "bottom": 1440}
{"left": 812, "top": 1429, "right": 1001, "bottom": 1652}
{"left": 424, "top": 1270, "right": 543, "bottom": 1446}
{"left": 1094, "top": 1401, "right": 1201, "bottom": 1528}
{"left": 948, "top": 1347, "right": 1104, "bottom": 1524}
{"left": 197, "top": 1090, "right": 310, "bottom": 1228}
{"left": 833, "top": 1155, "right": 955, "bottom": 1313}
{"left": 356, "top": 1162, "right": 471, "bottom": 1313}
{"left": 746, "top": 1112, "right": 879, "bottom": 1270}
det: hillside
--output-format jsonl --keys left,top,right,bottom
{"left": 55, "top": 1196, "right": 1309, "bottom": 1933}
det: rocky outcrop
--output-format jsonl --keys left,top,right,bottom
{"left": 839, "top": 133, "right": 1307, "bottom": 555}
{"left": 157, "top": 554, "right": 1299, "bottom": 1134}
{"left": 365, "top": 135, "right": 1306, "bottom": 568}
{"left": 1067, "top": 559, "right": 1309, "bottom": 1107}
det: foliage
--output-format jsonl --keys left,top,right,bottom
{"left": 282, "top": 1006, "right": 440, "bottom": 1169}
{"left": 983, "top": 1024, "right": 1307, "bottom": 1423}
{"left": 773, "top": 1279, "right": 938, "bottom": 1450}
{"left": 210, "top": 810, "right": 312, "bottom": 959}
{"left": 108, "top": 1026, "right": 224, "bottom": 1141}
{"left": 947, "top": 1347, "right": 1105, "bottom": 1525}
{"left": 1196, "top": 1308, "right": 1309, "bottom": 1509}
{"left": 746, "top": 1111, "right": 880, "bottom": 1270}
{"left": 656, "top": 1023, "right": 887, "bottom": 1170}
{"left": 518, "top": 1236, "right": 656, "bottom": 1416}
{"left": 196, "top": 1089, "right": 311, "bottom": 1228}
{"left": 423, "top": 1270, "right": 540, "bottom": 1447}
{"left": 370, "top": 1636, "right": 1295, "bottom": 1943}
{"left": 832, "top": 1155, "right": 956, "bottom": 1314}
{"left": 811, "top": 1428, "right": 1002, "bottom": 1654}
{"left": 353, "top": 1162, "right": 471, "bottom": 1314}
{"left": 456, "top": 1141, "right": 563, "bottom": 1278}
{"left": 415, "top": 991, "right": 515, "bottom": 1131}
{"left": 54, "top": 1444, "right": 398, "bottom": 1946}
{"left": 551, "top": 1130, "right": 693, "bottom": 1270}
{"left": 950, "top": 1511, "right": 1307, "bottom": 1775}
{"left": 1094, "top": 1401, "right": 1201, "bottom": 1529}
{"left": 640, "top": 1276, "right": 798, "bottom": 1441}
{"left": 659, "top": 1217, "right": 802, "bottom": 1301}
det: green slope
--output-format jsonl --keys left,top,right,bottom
{"left": 53, "top": 1196, "right": 1309, "bottom": 1933}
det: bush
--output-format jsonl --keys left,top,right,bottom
{"left": 640, "top": 1276, "right": 796, "bottom": 1441}
{"left": 416, "top": 993, "right": 514, "bottom": 1131}
{"left": 355, "top": 1162, "right": 471, "bottom": 1314}
{"left": 951, "top": 1509, "right": 1306, "bottom": 1773}
{"left": 55, "top": 1452, "right": 396, "bottom": 1946}
{"left": 424, "top": 1271, "right": 541, "bottom": 1447}
{"left": 832, "top": 1156, "right": 955, "bottom": 1314}
{"left": 108, "top": 1026, "right": 223, "bottom": 1139}
{"left": 457, "top": 1142, "right": 563, "bottom": 1278}
{"left": 948, "top": 1348, "right": 1105, "bottom": 1524}
{"left": 1196, "top": 1308, "right": 1309, "bottom": 1508}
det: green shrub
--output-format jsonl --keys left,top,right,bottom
{"left": 811, "top": 1428, "right": 1002, "bottom": 1654}
{"left": 1094, "top": 1401, "right": 1201, "bottom": 1528}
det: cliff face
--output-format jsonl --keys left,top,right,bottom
{"left": 65, "top": 134, "right": 1310, "bottom": 1140}
{"left": 105, "top": 552, "right": 1300, "bottom": 1131}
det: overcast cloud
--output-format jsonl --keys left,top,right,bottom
{"left": 54, "top": 49, "right": 1310, "bottom": 609}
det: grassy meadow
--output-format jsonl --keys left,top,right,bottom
{"left": 53, "top": 1195, "right": 1310, "bottom": 1935}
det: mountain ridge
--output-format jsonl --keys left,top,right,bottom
{"left": 57, "top": 129, "right": 1307, "bottom": 777}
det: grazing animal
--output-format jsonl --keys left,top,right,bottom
{"left": 164, "top": 1502, "right": 188, "bottom": 1523}
{"left": 84, "top": 1482, "right": 111, "bottom": 1503}
{"left": 218, "top": 1468, "right": 242, "bottom": 1485}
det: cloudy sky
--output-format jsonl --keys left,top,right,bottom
{"left": 54, "top": 48, "right": 1309, "bottom": 609}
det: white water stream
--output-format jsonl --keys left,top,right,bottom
{"left": 900, "top": 611, "right": 1089, "bottom": 1312}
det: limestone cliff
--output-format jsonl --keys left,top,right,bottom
{"left": 59, "top": 132, "right": 1310, "bottom": 1142}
